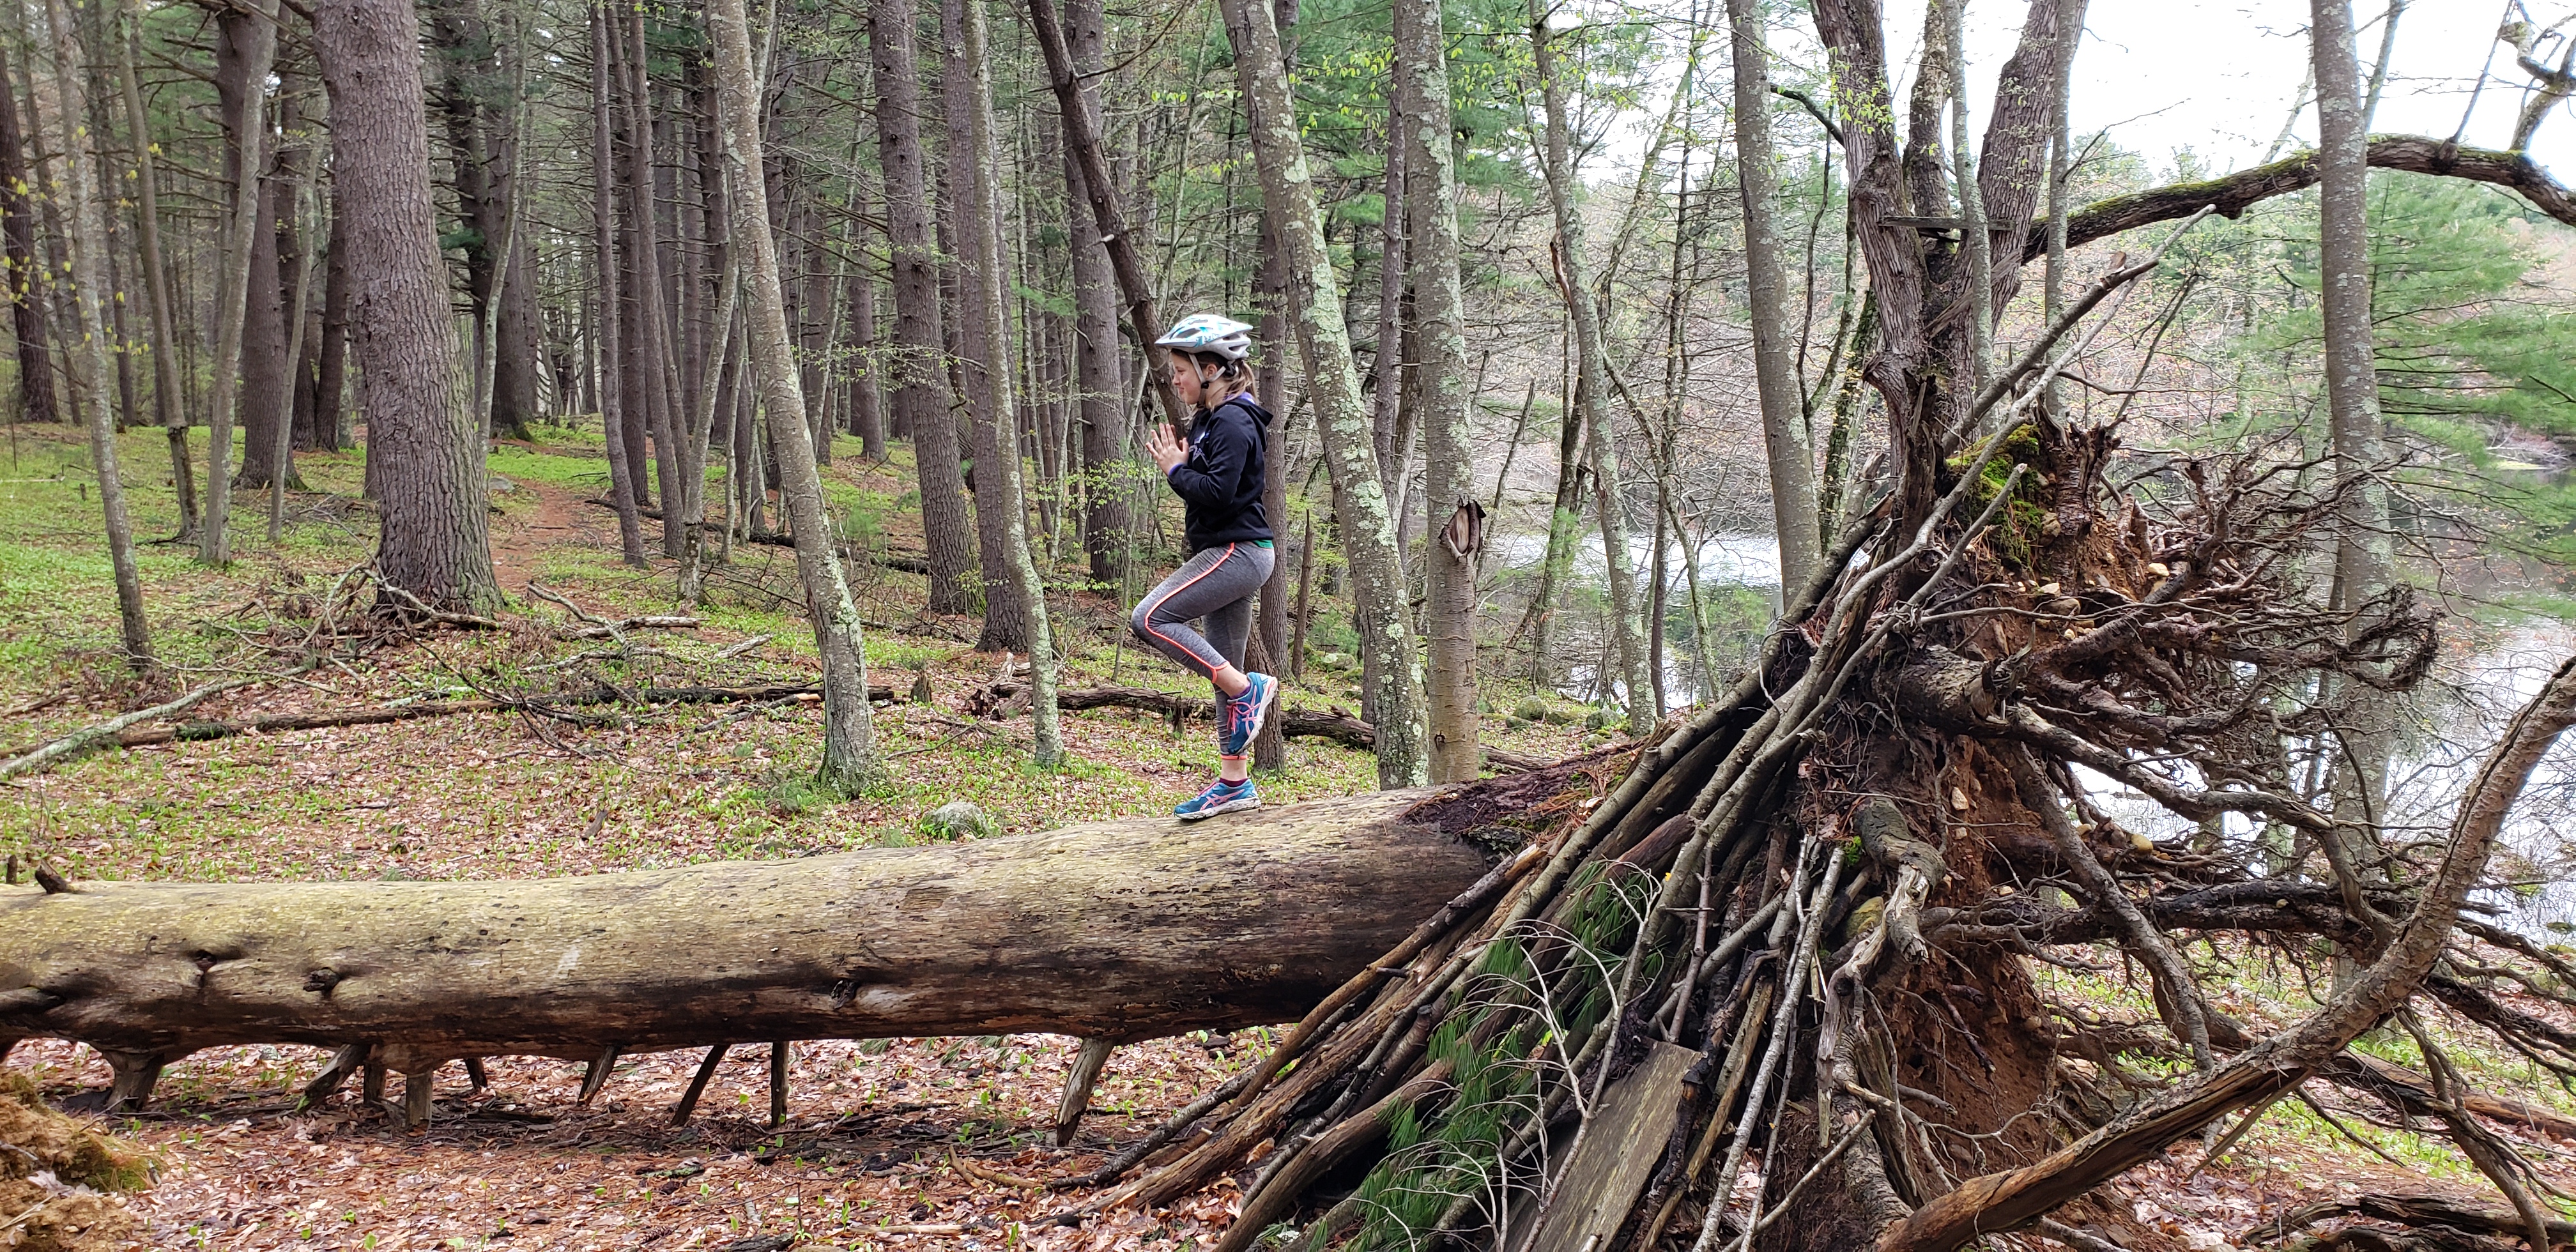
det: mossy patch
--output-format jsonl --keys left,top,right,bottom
{"left": 1946, "top": 424, "right": 2051, "bottom": 567}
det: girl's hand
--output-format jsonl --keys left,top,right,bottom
{"left": 1146, "top": 424, "right": 1187, "bottom": 473}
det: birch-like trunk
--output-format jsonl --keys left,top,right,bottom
{"left": 709, "top": 0, "right": 885, "bottom": 790}
{"left": 1224, "top": 0, "right": 1428, "bottom": 789}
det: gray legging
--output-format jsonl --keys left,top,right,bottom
{"left": 1130, "top": 541, "right": 1276, "bottom": 691}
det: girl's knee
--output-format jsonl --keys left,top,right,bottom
{"left": 1129, "top": 602, "right": 1156, "bottom": 640}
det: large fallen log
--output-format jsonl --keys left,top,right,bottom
{"left": 0, "top": 779, "right": 1561, "bottom": 1103}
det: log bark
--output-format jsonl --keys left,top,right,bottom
{"left": 0, "top": 790, "right": 1499, "bottom": 1065}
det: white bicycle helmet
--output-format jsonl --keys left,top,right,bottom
{"left": 1154, "top": 313, "right": 1255, "bottom": 362}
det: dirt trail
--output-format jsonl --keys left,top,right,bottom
{"left": 487, "top": 460, "right": 620, "bottom": 593}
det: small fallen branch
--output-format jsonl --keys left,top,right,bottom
{"left": 0, "top": 676, "right": 258, "bottom": 781}
{"left": 525, "top": 581, "right": 702, "bottom": 639}
{"left": 0, "top": 682, "right": 894, "bottom": 767}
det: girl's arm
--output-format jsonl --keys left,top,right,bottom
{"left": 1163, "top": 411, "right": 1251, "bottom": 507}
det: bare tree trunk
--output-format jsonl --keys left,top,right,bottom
{"left": 710, "top": 0, "right": 885, "bottom": 790}
{"left": 1238, "top": 0, "right": 1296, "bottom": 772}
{"left": 845, "top": 199, "right": 885, "bottom": 458}
{"left": 229, "top": 38, "right": 292, "bottom": 494}
{"left": 42, "top": 0, "right": 148, "bottom": 671}
{"left": 1370, "top": 111, "right": 1405, "bottom": 508}
{"left": 1060, "top": 0, "right": 1128, "bottom": 587}
{"left": 2312, "top": 0, "right": 2397, "bottom": 892}
{"left": 942, "top": 0, "right": 1031, "bottom": 653}
{"left": 196, "top": 0, "right": 274, "bottom": 565}
{"left": 112, "top": 0, "right": 188, "bottom": 535}
{"left": 624, "top": 10, "right": 684, "bottom": 558}
{"left": 1528, "top": 6, "right": 1649, "bottom": 733}
{"left": 873, "top": 0, "right": 981, "bottom": 614}
{"left": 1724, "top": 0, "right": 1821, "bottom": 593}
{"left": 591, "top": 2, "right": 647, "bottom": 569}
{"left": 1395, "top": 0, "right": 1478, "bottom": 782}
{"left": 312, "top": 198, "right": 349, "bottom": 450}
{"left": 0, "top": 44, "right": 55, "bottom": 429}
{"left": 960, "top": 0, "right": 1060, "bottom": 764}
{"left": 315, "top": 0, "right": 499, "bottom": 613}
{"left": 266, "top": 131, "right": 317, "bottom": 546}
{"left": 1223, "top": 0, "right": 1428, "bottom": 789}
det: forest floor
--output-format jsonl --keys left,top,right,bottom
{"left": 2, "top": 419, "right": 2572, "bottom": 1251}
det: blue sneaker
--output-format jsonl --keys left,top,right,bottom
{"left": 1175, "top": 777, "right": 1260, "bottom": 821}
{"left": 1222, "top": 673, "right": 1279, "bottom": 757}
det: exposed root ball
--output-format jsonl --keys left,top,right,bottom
{"left": 0, "top": 1074, "right": 147, "bottom": 1251}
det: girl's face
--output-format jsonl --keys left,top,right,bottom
{"left": 1169, "top": 353, "right": 1217, "bottom": 408}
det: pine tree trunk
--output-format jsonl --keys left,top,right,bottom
{"left": 710, "top": 0, "right": 885, "bottom": 790}
{"left": 1395, "top": 0, "right": 1479, "bottom": 782}
{"left": 623, "top": 10, "right": 684, "bottom": 558}
{"left": 42, "top": 0, "right": 148, "bottom": 671}
{"left": 315, "top": 0, "right": 499, "bottom": 613}
{"left": 0, "top": 44, "right": 57, "bottom": 429}
{"left": 873, "top": 0, "right": 981, "bottom": 614}
{"left": 1223, "top": 0, "right": 1428, "bottom": 790}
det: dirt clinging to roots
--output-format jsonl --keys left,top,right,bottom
{"left": 0, "top": 1074, "right": 146, "bottom": 1251}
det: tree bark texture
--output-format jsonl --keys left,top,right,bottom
{"left": 316, "top": 0, "right": 500, "bottom": 613}
{"left": 710, "top": 0, "right": 885, "bottom": 789}
{"left": 871, "top": 0, "right": 981, "bottom": 614}
{"left": 113, "top": 0, "right": 193, "bottom": 531}
{"left": 0, "top": 791, "right": 1495, "bottom": 1065}
{"left": 1223, "top": 0, "right": 1428, "bottom": 790}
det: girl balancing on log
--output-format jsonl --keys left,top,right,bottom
{"left": 1134, "top": 314, "right": 1280, "bottom": 820}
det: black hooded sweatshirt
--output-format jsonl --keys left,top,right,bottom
{"left": 1165, "top": 394, "right": 1274, "bottom": 551}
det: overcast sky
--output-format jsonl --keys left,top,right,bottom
{"left": 1949, "top": 1, "right": 2576, "bottom": 182}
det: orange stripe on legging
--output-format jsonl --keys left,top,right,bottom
{"left": 1140, "top": 542, "right": 1237, "bottom": 677}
